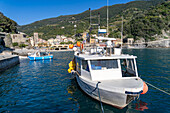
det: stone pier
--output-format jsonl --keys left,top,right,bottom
{"left": 0, "top": 55, "right": 20, "bottom": 72}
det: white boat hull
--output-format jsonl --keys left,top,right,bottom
{"left": 76, "top": 75, "right": 141, "bottom": 109}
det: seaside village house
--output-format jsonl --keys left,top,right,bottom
{"left": 38, "top": 38, "right": 47, "bottom": 47}
{"left": 48, "top": 38, "right": 55, "bottom": 47}
{"left": 127, "top": 38, "right": 134, "bottom": 47}
{"left": 33, "top": 32, "right": 39, "bottom": 47}
{"left": 29, "top": 33, "right": 49, "bottom": 47}
{"left": 10, "top": 32, "right": 29, "bottom": 47}
{"left": 82, "top": 32, "right": 89, "bottom": 44}
{"left": 29, "top": 36, "right": 34, "bottom": 47}
{"left": 63, "top": 38, "right": 68, "bottom": 43}
{"left": 47, "top": 35, "right": 75, "bottom": 47}
{"left": 67, "top": 38, "right": 76, "bottom": 43}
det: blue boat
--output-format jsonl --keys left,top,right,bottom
{"left": 28, "top": 52, "right": 53, "bottom": 61}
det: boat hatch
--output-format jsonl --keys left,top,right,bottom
{"left": 120, "top": 59, "right": 138, "bottom": 77}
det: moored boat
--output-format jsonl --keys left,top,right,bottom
{"left": 68, "top": 0, "right": 148, "bottom": 108}
{"left": 68, "top": 44, "right": 148, "bottom": 109}
{"left": 28, "top": 51, "right": 53, "bottom": 61}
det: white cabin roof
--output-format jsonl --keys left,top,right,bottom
{"left": 75, "top": 53, "right": 137, "bottom": 60}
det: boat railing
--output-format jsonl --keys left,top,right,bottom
{"left": 79, "top": 44, "right": 122, "bottom": 56}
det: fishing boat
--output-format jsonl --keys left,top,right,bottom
{"left": 28, "top": 51, "right": 53, "bottom": 61}
{"left": 68, "top": 0, "right": 148, "bottom": 109}
{"left": 68, "top": 41, "right": 148, "bottom": 109}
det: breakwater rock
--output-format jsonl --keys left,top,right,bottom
{"left": 147, "top": 39, "right": 170, "bottom": 48}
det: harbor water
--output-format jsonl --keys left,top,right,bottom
{"left": 0, "top": 49, "right": 169, "bottom": 113}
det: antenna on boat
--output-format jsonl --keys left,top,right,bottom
{"left": 98, "top": 12, "right": 100, "bottom": 30}
{"left": 121, "top": 16, "right": 124, "bottom": 50}
{"left": 89, "top": 8, "right": 91, "bottom": 29}
{"left": 89, "top": 8, "right": 92, "bottom": 44}
{"left": 107, "top": 0, "right": 109, "bottom": 37}
{"left": 98, "top": 12, "right": 101, "bottom": 37}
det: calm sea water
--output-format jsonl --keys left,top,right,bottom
{"left": 0, "top": 49, "right": 169, "bottom": 113}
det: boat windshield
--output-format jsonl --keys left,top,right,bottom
{"left": 90, "top": 59, "right": 118, "bottom": 70}
{"left": 120, "top": 59, "right": 137, "bottom": 77}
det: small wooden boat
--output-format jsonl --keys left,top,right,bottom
{"left": 28, "top": 51, "right": 53, "bottom": 61}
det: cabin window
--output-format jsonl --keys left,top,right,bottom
{"left": 121, "top": 59, "right": 136, "bottom": 77}
{"left": 90, "top": 59, "right": 118, "bottom": 70}
{"left": 82, "top": 60, "right": 90, "bottom": 72}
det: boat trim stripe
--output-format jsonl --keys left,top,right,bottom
{"left": 125, "top": 90, "right": 143, "bottom": 94}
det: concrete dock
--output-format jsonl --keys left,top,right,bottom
{"left": 0, "top": 55, "right": 19, "bottom": 72}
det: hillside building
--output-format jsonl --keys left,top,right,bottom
{"left": 29, "top": 36, "right": 34, "bottom": 47}
{"left": 10, "top": 32, "right": 28, "bottom": 45}
{"left": 34, "top": 32, "right": 39, "bottom": 46}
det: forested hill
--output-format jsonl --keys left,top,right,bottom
{"left": 0, "top": 12, "right": 17, "bottom": 33}
{"left": 18, "top": 0, "right": 168, "bottom": 40}
{"left": 123, "top": 1, "right": 170, "bottom": 41}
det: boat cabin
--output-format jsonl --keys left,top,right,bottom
{"left": 75, "top": 54, "right": 138, "bottom": 81}
{"left": 29, "top": 51, "right": 50, "bottom": 57}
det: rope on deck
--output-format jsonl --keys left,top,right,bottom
{"left": 145, "top": 81, "right": 170, "bottom": 95}
{"left": 97, "top": 81, "right": 104, "bottom": 113}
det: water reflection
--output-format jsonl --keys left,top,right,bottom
{"left": 126, "top": 100, "right": 148, "bottom": 113}
{"left": 135, "top": 100, "right": 148, "bottom": 111}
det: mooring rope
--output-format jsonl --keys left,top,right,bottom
{"left": 96, "top": 81, "right": 104, "bottom": 113}
{"left": 145, "top": 81, "right": 170, "bottom": 95}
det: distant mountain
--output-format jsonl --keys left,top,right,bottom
{"left": 0, "top": 12, "right": 17, "bottom": 33}
{"left": 18, "top": 0, "right": 168, "bottom": 40}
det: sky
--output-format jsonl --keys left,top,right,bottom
{"left": 0, "top": 0, "right": 133, "bottom": 25}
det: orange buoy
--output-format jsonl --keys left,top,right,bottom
{"left": 77, "top": 41, "right": 81, "bottom": 47}
{"left": 141, "top": 82, "right": 148, "bottom": 94}
{"left": 69, "top": 44, "right": 74, "bottom": 49}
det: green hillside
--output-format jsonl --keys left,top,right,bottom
{"left": 18, "top": 0, "right": 168, "bottom": 40}
{"left": 109, "top": 1, "right": 170, "bottom": 41}
{"left": 0, "top": 12, "right": 17, "bottom": 33}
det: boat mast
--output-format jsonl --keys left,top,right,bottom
{"left": 121, "top": 16, "right": 123, "bottom": 50}
{"left": 89, "top": 8, "right": 91, "bottom": 29}
{"left": 89, "top": 8, "right": 92, "bottom": 44}
{"left": 107, "top": 0, "right": 109, "bottom": 37}
{"left": 98, "top": 12, "right": 100, "bottom": 37}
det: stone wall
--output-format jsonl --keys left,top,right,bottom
{"left": 0, "top": 55, "right": 19, "bottom": 72}
{"left": 4, "top": 34, "right": 13, "bottom": 47}
{"left": 147, "top": 39, "right": 170, "bottom": 48}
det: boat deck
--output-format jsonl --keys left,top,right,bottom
{"left": 80, "top": 76, "right": 143, "bottom": 93}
